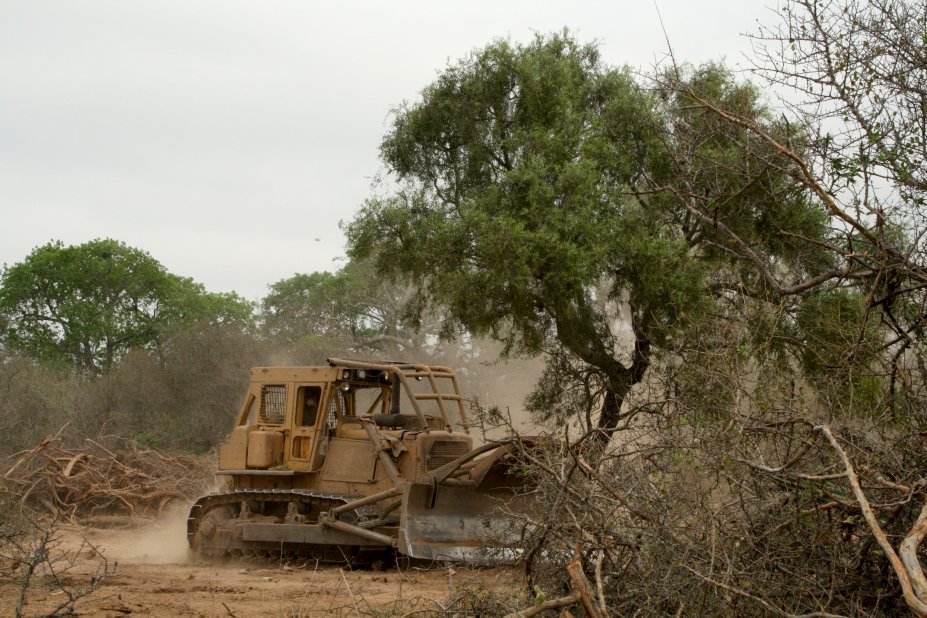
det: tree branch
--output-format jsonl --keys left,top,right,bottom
{"left": 816, "top": 424, "right": 927, "bottom": 616}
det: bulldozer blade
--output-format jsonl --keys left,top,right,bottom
{"left": 397, "top": 481, "right": 525, "bottom": 562}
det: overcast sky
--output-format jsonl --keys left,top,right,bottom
{"left": 0, "top": 0, "right": 777, "bottom": 302}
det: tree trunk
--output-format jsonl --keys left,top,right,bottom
{"left": 598, "top": 384, "right": 624, "bottom": 431}
{"left": 596, "top": 318, "right": 650, "bottom": 433}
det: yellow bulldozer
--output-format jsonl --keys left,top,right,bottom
{"left": 187, "top": 358, "right": 528, "bottom": 563}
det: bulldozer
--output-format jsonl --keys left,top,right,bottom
{"left": 187, "top": 358, "right": 529, "bottom": 563}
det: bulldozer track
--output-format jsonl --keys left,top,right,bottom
{"left": 188, "top": 488, "right": 356, "bottom": 535}
{"left": 187, "top": 488, "right": 398, "bottom": 565}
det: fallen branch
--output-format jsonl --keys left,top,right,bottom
{"left": 685, "top": 565, "right": 847, "bottom": 618}
{"left": 0, "top": 434, "right": 212, "bottom": 522}
{"left": 816, "top": 424, "right": 927, "bottom": 616}
{"left": 503, "top": 591, "right": 582, "bottom": 618}
{"left": 567, "top": 557, "right": 604, "bottom": 618}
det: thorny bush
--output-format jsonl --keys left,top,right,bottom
{"left": 0, "top": 498, "right": 115, "bottom": 617}
{"left": 476, "top": 328, "right": 927, "bottom": 617}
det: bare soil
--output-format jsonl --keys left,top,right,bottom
{"left": 0, "top": 507, "right": 522, "bottom": 617}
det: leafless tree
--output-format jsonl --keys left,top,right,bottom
{"left": 0, "top": 504, "right": 115, "bottom": 617}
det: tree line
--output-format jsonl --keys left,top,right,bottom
{"left": 0, "top": 239, "right": 428, "bottom": 372}
{"left": 0, "top": 239, "right": 525, "bottom": 453}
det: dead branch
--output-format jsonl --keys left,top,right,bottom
{"left": 816, "top": 424, "right": 927, "bottom": 616}
{"left": 0, "top": 434, "right": 212, "bottom": 522}
{"left": 684, "top": 565, "right": 848, "bottom": 618}
{"left": 502, "top": 592, "right": 582, "bottom": 618}
{"left": 567, "top": 558, "right": 604, "bottom": 618}
{"left": 900, "top": 502, "right": 927, "bottom": 602}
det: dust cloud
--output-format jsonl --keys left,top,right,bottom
{"left": 255, "top": 342, "right": 548, "bottom": 442}
{"left": 93, "top": 502, "right": 194, "bottom": 565}
{"left": 451, "top": 343, "right": 546, "bottom": 442}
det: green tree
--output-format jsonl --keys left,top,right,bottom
{"left": 261, "top": 259, "right": 430, "bottom": 360}
{"left": 656, "top": 0, "right": 927, "bottom": 412}
{"left": 346, "top": 33, "right": 828, "bottom": 430}
{"left": 0, "top": 239, "right": 253, "bottom": 372}
{"left": 262, "top": 270, "right": 351, "bottom": 350}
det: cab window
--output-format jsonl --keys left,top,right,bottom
{"left": 298, "top": 386, "right": 322, "bottom": 427}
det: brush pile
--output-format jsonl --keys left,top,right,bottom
{"left": 0, "top": 431, "right": 213, "bottom": 522}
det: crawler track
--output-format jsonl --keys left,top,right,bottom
{"left": 187, "top": 489, "right": 395, "bottom": 565}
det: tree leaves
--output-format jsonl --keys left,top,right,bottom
{"left": 0, "top": 239, "right": 253, "bottom": 372}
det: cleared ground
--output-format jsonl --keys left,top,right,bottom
{"left": 0, "top": 508, "right": 522, "bottom": 617}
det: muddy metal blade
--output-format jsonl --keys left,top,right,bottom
{"left": 397, "top": 482, "right": 525, "bottom": 562}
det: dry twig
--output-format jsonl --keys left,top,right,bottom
{"left": 0, "top": 435, "right": 211, "bottom": 522}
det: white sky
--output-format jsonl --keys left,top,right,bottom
{"left": 0, "top": 0, "right": 777, "bottom": 302}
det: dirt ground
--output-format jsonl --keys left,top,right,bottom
{"left": 0, "top": 507, "right": 523, "bottom": 617}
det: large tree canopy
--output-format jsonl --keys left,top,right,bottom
{"left": 0, "top": 239, "right": 253, "bottom": 372}
{"left": 346, "top": 33, "right": 830, "bottom": 429}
